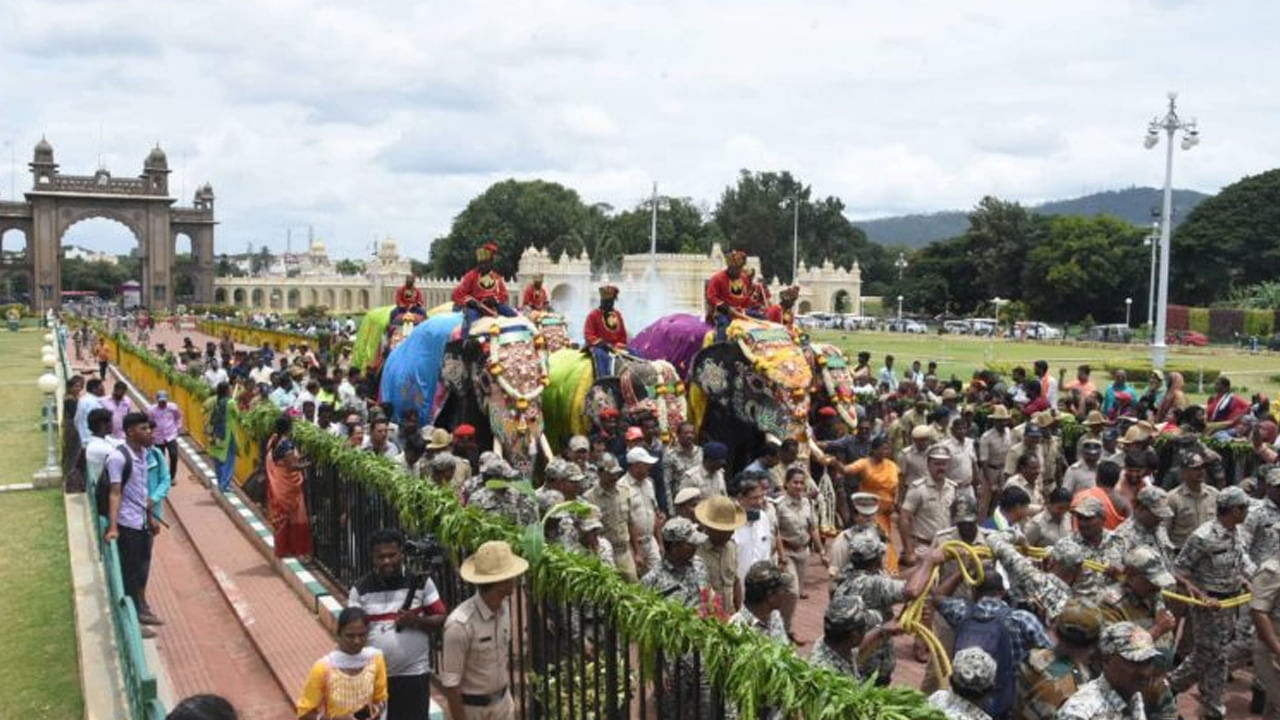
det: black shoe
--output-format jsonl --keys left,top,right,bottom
{"left": 1252, "top": 687, "right": 1266, "bottom": 714}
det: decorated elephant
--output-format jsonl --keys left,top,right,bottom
{"left": 632, "top": 314, "right": 812, "bottom": 471}
{"left": 806, "top": 342, "right": 860, "bottom": 431}
{"left": 351, "top": 305, "right": 428, "bottom": 382}
{"left": 378, "top": 312, "right": 551, "bottom": 473}
{"left": 542, "top": 348, "right": 688, "bottom": 453}
{"left": 526, "top": 310, "right": 574, "bottom": 353}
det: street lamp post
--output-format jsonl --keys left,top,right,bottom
{"left": 897, "top": 295, "right": 904, "bottom": 320}
{"left": 1144, "top": 92, "right": 1199, "bottom": 369}
{"left": 1125, "top": 297, "right": 1133, "bottom": 327}
{"left": 1144, "top": 221, "right": 1159, "bottom": 340}
{"left": 37, "top": 370, "right": 60, "bottom": 476}
{"left": 894, "top": 252, "right": 908, "bottom": 281}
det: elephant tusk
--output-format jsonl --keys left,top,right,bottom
{"left": 493, "top": 437, "right": 504, "bottom": 458}
{"left": 539, "top": 432, "right": 556, "bottom": 460}
{"left": 808, "top": 435, "right": 828, "bottom": 463}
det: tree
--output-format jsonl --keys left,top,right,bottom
{"left": 250, "top": 246, "right": 275, "bottom": 275}
{"left": 966, "top": 196, "right": 1035, "bottom": 301}
{"left": 712, "top": 170, "right": 871, "bottom": 283}
{"left": 609, "top": 196, "right": 715, "bottom": 257}
{"left": 428, "top": 179, "right": 594, "bottom": 278}
{"left": 1171, "top": 168, "right": 1280, "bottom": 302}
{"left": 1020, "top": 215, "right": 1147, "bottom": 322}
{"left": 216, "top": 254, "right": 246, "bottom": 278}
{"left": 895, "top": 235, "right": 982, "bottom": 316}
{"left": 334, "top": 259, "right": 365, "bottom": 276}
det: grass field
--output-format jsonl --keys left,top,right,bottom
{"left": 810, "top": 329, "right": 1280, "bottom": 404}
{"left": 0, "top": 329, "right": 83, "bottom": 719}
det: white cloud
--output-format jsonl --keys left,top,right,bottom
{"left": 0, "top": 0, "right": 1275, "bottom": 258}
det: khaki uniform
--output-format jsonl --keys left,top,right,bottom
{"left": 944, "top": 435, "right": 979, "bottom": 499}
{"left": 679, "top": 464, "right": 727, "bottom": 498}
{"left": 896, "top": 445, "right": 930, "bottom": 497}
{"left": 1164, "top": 483, "right": 1218, "bottom": 549}
{"left": 623, "top": 475, "right": 663, "bottom": 572}
{"left": 1024, "top": 510, "right": 1072, "bottom": 548}
{"left": 697, "top": 540, "right": 739, "bottom": 611}
{"left": 1005, "top": 473, "right": 1046, "bottom": 516}
{"left": 1003, "top": 440, "right": 1046, "bottom": 480}
{"left": 1042, "top": 434, "right": 1063, "bottom": 486}
{"left": 827, "top": 523, "right": 883, "bottom": 580}
{"left": 901, "top": 478, "right": 957, "bottom": 556}
{"left": 662, "top": 446, "right": 702, "bottom": 496}
{"left": 441, "top": 595, "right": 515, "bottom": 720}
{"left": 1060, "top": 461, "right": 1097, "bottom": 496}
{"left": 584, "top": 482, "right": 639, "bottom": 581}
{"left": 978, "top": 427, "right": 1013, "bottom": 490}
{"left": 774, "top": 494, "right": 816, "bottom": 596}
{"left": 1250, "top": 559, "right": 1280, "bottom": 720}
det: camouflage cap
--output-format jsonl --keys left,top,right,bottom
{"left": 1054, "top": 597, "right": 1104, "bottom": 642}
{"left": 1124, "top": 546, "right": 1175, "bottom": 588}
{"left": 824, "top": 594, "right": 883, "bottom": 634}
{"left": 951, "top": 495, "right": 979, "bottom": 524}
{"left": 849, "top": 492, "right": 880, "bottom": 516}
{"left": 1048, "top": 537, "right": 1087, "bottom": 571}
{"left": 1099, "top": 621, "right": 1162, "bottom": 662}
{"left": 847, "top": 533, "right": 886, "bottom": 562}
{"left": 568, "top": 435, "right": 590, "bottom": 452}
{"left": 479, "top": 452, "right": 517, "bottom": 479}
{"left": 428, "top": 453, "right": 458, "bottom": 472}
{"left": 951, "top": 647, "right": 998, "bottom": 692}
{"left": 661, "top": 517, "right": 708, "bottom": 545}
{"left": 597, "top": 452, "right": 623, "bottom": 476}
{"left": 744, "top": 560, "right": 789, "bottom": 592}
{"left": 1217, "top": 485, "right": 1250, "bottom": 510}
{"left": 1180, "top": 450, "right": 1206, "bottom": 469}
{"left": 545, "top": 458, "right": 575, "bottom": 481}
{"left": 1071, "top": 496, "right": 1105, "bottom": 519}
{"left": 1136, "top": 486, "right": 1174, "bottom": 519}
{"left": 580, "top": 509, "right": 604, "bottom": 532}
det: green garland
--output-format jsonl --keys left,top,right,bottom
{"left": 239, "top": 403, "right": 942, "bottom": 720}
{"left": 111, "top": 330, "right": 213, "bottom": 402}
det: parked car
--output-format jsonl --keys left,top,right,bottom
{"left": 1015, "top": 321, "right": 1063, "bottom": 340}
{"left": 886, "top": 318, "right": 928, "bottom": 334}
{"left": 943, "top": 320, "right": 971, "bottom": 334}
{"left": 1080, "top": 324, "right": 1133, "bottom": 343}
{"left": 1167, "top": 330, "right": 1208, "bottom": 346}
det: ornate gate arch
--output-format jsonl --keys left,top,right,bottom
{"left": 0, "top": 137, "right": 217, "bottom": 311}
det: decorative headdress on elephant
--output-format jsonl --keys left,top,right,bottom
{"left": 808, "top": 342, "right": 858, "bottom": 431}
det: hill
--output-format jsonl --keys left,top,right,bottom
{"left": 852, "top": 187, "right": 1211, "bottom": 248}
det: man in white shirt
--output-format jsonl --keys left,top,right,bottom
{"left": 202, "top": 359, "right": 229, "bottom": 388}
{"left": 732, "top": 471, "right": 783, "bottom": 580}
{"left": 878, "top": 354, "right": 899, "bottom": 392}
{"left": 75, "top": 378, "right": 106, "bottom": 444}
{"left": 363, "top": 416, "right": 406, "bottom": 467}
{"left": 84, "top": 407, "right": 121, "bottom": 486}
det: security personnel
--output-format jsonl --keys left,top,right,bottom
{"left": 978, "top": 405, "right": 1014, "bottom": 516}
{"left": 827, "top": 492, "right": 886, "bottom": 580}
{"left": 809, "top": 594, "right": 888, "bottom": 680}
{"left": 1055, "top": 622, "right": 1163, "bottom": 720}
{"left": 927, "top": 647, "right": 1000, "bottom": 720}
{"left": 901, "top": 444, "right": 958, "bottom": 563}
{"left": 1167, "top": 486, "right": 1255, "bottom": 720}
{"left": 695, "top": 495, "right": 746, "bottom": 611}
{"left": 441, "top": 541, "right": 528, "bottom": 720}
{"left": 1101, "top": 485, "right": 1177, "bottom": 566}
{"left": 1017, "top": 598, "right": 1104, "bottom": 720}
{"left": 1098, "top": 547, "right": 1180, "bottom": 720}
{"left": 583, "top": 452, "right": 642, "bottom": 582}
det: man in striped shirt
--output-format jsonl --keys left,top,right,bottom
{"left": 349, "top": 528, "right": 448, "bottom": 720}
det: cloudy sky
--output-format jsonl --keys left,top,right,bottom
{"left": 2, "top": 0, "right": 1275, "bottom": 258}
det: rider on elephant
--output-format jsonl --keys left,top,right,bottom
{"left": 706, "top": 249, "right": 756, "bottom": 343}
{"left": 392, "top": 274, "right": 425, "bottom": 321}
{"left": 584, "top": 284, "right": 628, "bottom": 378}
{"left": 746, "top": 267, "right": 770, "bottom": 317}
{"left": 521, "top": 274, "right": 550, "bottom": 313}
{"left": 766, "top": 285, "right": 801, "bottom": 329}
{"left": 451, "top": 242, "right": 517, "bottom": 334}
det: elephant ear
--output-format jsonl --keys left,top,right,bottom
{"left": 691, "top": 344, "right": 737, "bottom": 401}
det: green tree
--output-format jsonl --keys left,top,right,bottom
{"left": 712, "top": 170, "right": 872, "bottom": 283}
{"left": 1020, "top": 215, "right": 1147, "bottom": 322}
{"left": 428, "top": 179, "right": 593, "bottom": 278}
{"left": 896, "top": 235, "right": 983, "bottom": 316}
{"left": 215, "top": 254, "right": 246, "bottom": 278}
{"left": 967, "top": 196, "right": 1035, "bottom": 301}
{"left": 250, "top": 246, "right": 275, "bottom": 275}
{"left": 334, "top": 259, "right": 365, "bottom": 276}
{"left": 609, "top": 196, "right": 715, "bottom": 257}
{"left": 1172, "top": 168, "right": 1280, "bottom": 302}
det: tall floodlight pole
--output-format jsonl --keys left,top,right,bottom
{"left": 649, "top": 182, "right": 658, "bottom": 275}
{"left": 791, "top": 198, "right": 799, "bottom": 283}
{"left": 1144, "top": 92, "right": 1199, "bottom": 369}
{"left": 1145, "top": 221, "right": 1159, "bottom": 339}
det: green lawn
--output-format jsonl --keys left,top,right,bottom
{"left": 0, "top": 329, "right": 55, "bottom": 484}
{"left": 0, "top": 328, "right": 83, "bottom": 719}
{"left": 810, "top": 329, "right": 1280, "bottom": 404}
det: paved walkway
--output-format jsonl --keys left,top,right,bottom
{"left": 100, "top": 323, "right": 1259, "bottom": 718}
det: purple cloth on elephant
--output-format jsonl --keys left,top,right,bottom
{"left": 379, "top": 312, "right": 463, "bottom": 424}
{"left": 630, "top": 314, "right": 712, "bottom": 380}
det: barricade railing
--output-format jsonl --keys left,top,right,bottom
{"left": 197, "top": 319, "right": 321, "bottom": 354}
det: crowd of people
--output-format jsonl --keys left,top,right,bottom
{"left": 60, "top": 260, "right": 1280, "bottom": 720}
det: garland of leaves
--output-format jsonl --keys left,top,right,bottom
{"left": 238, "top": 402, "right": 942, "bottom": 720}
{"left": 107, "top": 328, "right": 213, "bottom": 402}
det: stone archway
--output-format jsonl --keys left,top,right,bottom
{"left": 342, "top": 289, "right": 352, "bottom": 310}
{"left": 325, "top": 288, "right": 336, "bottom": 308}
{"left": 2, "top": 138, "right": 217, "bottom": 312}
{"left": 251, "top": 288, "right": 264, "bottom": 308}
{"left": 287, "top": 288, "right": 300, "bottom": 311}
{"left": 358, "top": 288, "right": 369, "bottom": 309}
{"left": 233, "top": 288, "right": 246, "bottom": 306}
{"left": 214, "top": 287, "right": 228, "bottom": 304}
{"left": 549, "top": 283, "right": 576, "bottom": 310}
{"left": 831, "top": 289, "right": 851, "bottom": 313}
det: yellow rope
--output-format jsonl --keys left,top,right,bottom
{"left": 1021, "top": 544, "right": 1252, "bottom": 608}
{"left": 896, "top": 541, "right": 991, "bottom": 686}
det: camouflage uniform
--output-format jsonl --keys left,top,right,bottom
{"left": 808, "top": 594, "right": 879, "bottom": 681}
{"left": 1167, "top": 487, "right": 1255, "bottom": 720}
{"left": 988, "top": 533, "right": 1075, "bottom": 623}
{"left": 832, "top": 534, "right": 906, "bottom": 684}
{"left": 1064, "top": 498, "right": 1115, "bottom": 603}
{"left": 641, "top": 519, "right": 714, "bottom": 720}
{"left": 1056, "top": 622, "right": 1163, "bottom": 720}
{"left": 808, "top": 639, "right": 860, "bottom": 679}
{"left": 1228, "top": 489, "right": 1280, "bottom": 664}
{"left": 1017, "top": 598, "right": 1102, "bottom": 720}
{"left": 1250, "top": 558, "right": 1280, "bottom": 720}
{"left": 927, "top": 646, "right": 998, "bottom": 720}
{"left": 469, "top": 454, "right": 540, "bottom": 525}
{"left": 641, "top": 555, "right": 711, "bottom": 609}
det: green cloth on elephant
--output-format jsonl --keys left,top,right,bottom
{"left": 543, "top": 348, "right": 595, "bottom": 453}
{"left": 350, "top": 305, "right": 394, "bottom": 371}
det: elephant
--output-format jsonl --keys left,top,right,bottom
{"left": 542, "top": 348, "right": 689, "bottom": 453}
{"left": 526, "top": 310, "right": 574, "bottom": 353}
{"left": 378, "top": 312, "right": 551, "bottom": 474}
{"left": 351, "top": 304, "right": 428, "bottom": 383}
{"left": 632, "top": 314, "right": 812, "bottom": 472}
{"left": 806, "top": 342, "right": 860, "bottom": 431}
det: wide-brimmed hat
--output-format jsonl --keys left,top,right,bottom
{"left": 988, "top": 405, "right": 1011, "bottom": 421}
{"left": 911, "top": 425, "right": 934, "bottom": 441}
{"left": 1084, "top": 410, "right": 1108, "bottom": 427}
{"left": 695, "top": 495, "right": 746, "bottom": 532}
{"left": 425, "top": 427, "right": 452, "bottom": 451}
{"left": 674, "top": 487, "right": 703, "bottom": 506}
{"left": 459, "top": 540, "right": 528, "bottom": 584}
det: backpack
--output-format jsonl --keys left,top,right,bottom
{"left": 953, "top": 603, "right": 1015, "bottom": 720}
{"left": 94, "top": 447, "right": 134, "bottom": 518}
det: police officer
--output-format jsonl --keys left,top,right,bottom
{"left": 641, "top": 517, "right": 714, "bottom": 719}
{"left": 988, "top": 532, "right": 1082, "bottom": 625}
{"left": 901, "top": 443, "right": 959, "bottom": 565}
{"left": 809, "top": 594, "right": 891, "bottom": 681}
{"left": 695, "top": 494, "right": 745, "bottom": 611}
{"left": 1167, "top": 486, "right": 1255, "bottom": 720}
{"left": 1249, "top": 529, "right": 1280, "bottom": 720}
{"left": 441, "top": 541, "right": 528, "bottom": 720}
{"left": 1055, "top": 622, "right": 1161, "bottom": 720}
{"left": 583, "top": 452, "right": 642, "bottom": 581}
{"left": 927, "top": 647, "right": 999, "bottom": 720}
{"left": 978, "top": 405, "right": 1014, "bottom": 517}
{"left": 1098, "top": 547, "right": 1180, "bottom": 720}
{"left": 468, "top": 453, "right": 539, "bottom": 526}
{"left": 1064, "top": 496, "right": 1114, "bottom": 602}
{"left": 1102, "top": 485, "right": 1176, "bottom": 566}
{"left": 827, "top": 492, "right": 884, "bottom": 581}
{"left": 1018, "top": 598, "right": 1103, "bottom": 720}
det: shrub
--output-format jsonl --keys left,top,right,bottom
{"left": 1166, "top": 304, "right": 1190, "bottom": 332}
{"left": 1188, "top": 307, "right": 1210, "bottom": 335}
{"left": 1245, "top": 309, "right": 1274, "bottom": 338}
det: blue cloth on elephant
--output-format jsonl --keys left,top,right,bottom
{"left": 591, "top": 345, "right": 617, "bottom": 379}
{"left": 379, "top": 312, "right": 463, "bottom": 424}
{"left": 458, "top": 301, "right": 518, "bottom": 336}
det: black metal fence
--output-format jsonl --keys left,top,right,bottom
{"left": 299, "top": 460, "right": 731, "bottom": 720}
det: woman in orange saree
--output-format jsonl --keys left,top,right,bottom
{"left": 266, "top": 415, "right": 312, "bottom": 558}
{"left": 831, "top": 435, "right": 900, "bottom": 572}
